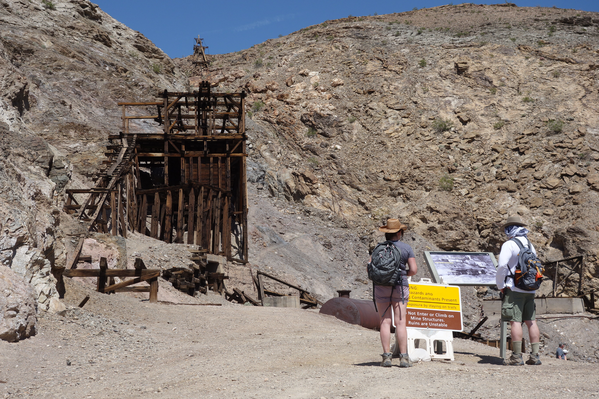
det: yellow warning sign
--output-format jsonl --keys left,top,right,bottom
{"left": 407, "top": 283, "right": 463, "bottom": 331}
{"left": 408, "top": 283, "right": 461, "bottom": 312}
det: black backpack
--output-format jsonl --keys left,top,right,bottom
{"left": 508, "top": 237, "right": 544, "bottom": 291}
{"left": 367, "top": 241, "right": 404, "bottom": 286}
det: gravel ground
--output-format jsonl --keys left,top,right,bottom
{"left": 1, "top": 279, "right": 598, "bottom": 399}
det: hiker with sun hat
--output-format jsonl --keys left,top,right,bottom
{"left": 370, "top": 218, "right": 418, "bottom": 367}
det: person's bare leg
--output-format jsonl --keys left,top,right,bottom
{"left": 510, "top": 321, "right": 523, "bottom": 342}
{"left": 377, "top": 301, "right": 392, "bottom": 353}
{"left": 393, "top": 301, "right": 408, "bottom": 354}
{"left": 524, "top": 320, "right": 540, "bottom": 343}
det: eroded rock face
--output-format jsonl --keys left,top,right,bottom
{"left": 0, "top": 266, "right": 37, "bottom": 342}
{"left": 178, "top": 4, "right": 599, "bottom": 294}
{"left": 0, "top": 0, "right": 185, "bottom": 308}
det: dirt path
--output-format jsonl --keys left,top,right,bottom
{"left": 1, "top": 280, "right": 598, "bottom": 399}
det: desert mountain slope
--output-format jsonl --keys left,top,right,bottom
{"left": 0, "top": 1, "right": 598, "bottom": 362}
{"left": 178, "top": 3, "right": 599, "bottom": 296}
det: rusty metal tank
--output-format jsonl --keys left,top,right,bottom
{"left": 319, "top": 297, "right": 380, "bottom": 330}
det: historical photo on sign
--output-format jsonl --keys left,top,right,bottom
{"left": 424, "top": 251, "right": 498, "bottom": 286}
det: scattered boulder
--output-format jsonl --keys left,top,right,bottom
{"left": 0, "top": 266, "right": 37, "bottom": 342}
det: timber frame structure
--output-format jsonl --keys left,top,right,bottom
{"left": 65, "top": 82, "right": 248, "bottom": 262}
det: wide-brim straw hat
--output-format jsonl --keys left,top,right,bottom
{"left": 501, "top": 215, "right": 527, "bottom": 229}
{"left": 379, "top": 218, "right": 408, "bottom": 233}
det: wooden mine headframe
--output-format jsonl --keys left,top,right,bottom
{"left": 193, "top": 36, "right": 209, "bottom": 67}
{"left": 65, "top": 82, "right": 248, "bottom": 262}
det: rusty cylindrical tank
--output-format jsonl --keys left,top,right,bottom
{"left": 319, "top": 297, "right": 380, "bottom": 330}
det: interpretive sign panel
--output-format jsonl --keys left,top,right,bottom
{"left": 424, "top": 251, "right": 498, "bottom": 286}
{"left": 406, "top": 283, "right": 463, "bottom": 331}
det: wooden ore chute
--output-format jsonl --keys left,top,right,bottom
{"left": 65, "top": 83, "right": 248, "bottom": 262}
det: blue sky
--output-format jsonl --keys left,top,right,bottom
{"left": 93, "top": 0, "right": 599, "bottom": 58}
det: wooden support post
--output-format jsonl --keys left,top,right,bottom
{"left": 242, "top": 157, "right": 248, "bottom": 262}
{"left": 209, "top": 157, "right": 214, "bottom": 186}
{"left": 138, "top": 194, "right": 148, "bottom": 233}
{"left": 129, "top": 172, "right": 138, "bottom": 232}
{"left": 218, "top": 157, "right": 222, "bottom": 191}
{"left": 187, "top": 188, "right": 195, "bottom": 245}
{"left": 126, "top": 174, "right": 131, "bottom": 231}
{"left": 149, "top": 278, "right": 158, "bottom": 303}
{"left": 111, "top": 190, "right": 117, "bottom": 236}
{"left": 223, "top": 194, "right": 231, "bottom": 259}
{"left": 258, "top": 273, "right": 265, "bottom": 303}
{"left": 101, "top": 206, "right": 107, "bottom": 233}
{"left": 134, "top": 258, "right": 146, "bottom": 269}
{"left": 184, "top": 151, "right": 189, "bottom": 184}
{"left": 203, "top": 189, "right": 212, "bottom": 250}
{"left": 159, "top": 202, "right": 166, "bottom": 240}
{"left": 197, "top": 156, "right": 202, "bottom": 184}
{"left": 98, "top": 257, "right": 108, "bottom": 293}
{"left": 164, "top": 140, "right": 169, "bottom": 186}
{"left": 214, "top": 192, "right": 222, "bottom": 254}
{"left": 176, "top": 188, "right": 184, "bottom": 243}
{"left": 165, "top": 190, "right": 173, "bottom": 243}
{"left": 196, "top": 186, "right": 204, "bottom": 246}
{"left": 151, "top": 192, "right": 160, "bottom": 238}
{"left": 209, "top": 190, "right": 216, "bottom": 253}
{"left": 118, "top": 183, "right": 127, "bottom": 238}
{"left": 500, "top": 321, "right": 507, "bottom": 359}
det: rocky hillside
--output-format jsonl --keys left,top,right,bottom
{"left": 0, "top": 0, "right": 185, "bottom": 313}
{"left": 178, "top": 3, "right": 599, "bottom": 296}
{"left": 1, "top": 0, "right": 599, "bottom": 345}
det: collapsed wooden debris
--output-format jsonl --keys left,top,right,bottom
{"left": 162, "top": 253, "right": 228, "bottom": 296}
{"left": 254, "top": 270, "right": 321, "bottom": 309}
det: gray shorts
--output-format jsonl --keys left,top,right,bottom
{"left": 374, "top": 284, "right": 410, "bottom": 304}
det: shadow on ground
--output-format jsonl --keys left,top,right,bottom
{"left": 456, "top": 351, "right": 504, "bottom": 365}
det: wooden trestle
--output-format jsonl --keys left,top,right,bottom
{"left": 65, "top": 82, "right": 248, "bottom": 262}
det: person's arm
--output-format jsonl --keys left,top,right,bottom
{"left": 406, "top": 257, "right": 417, "bottom": 276}
{"left": 496, "top": 242, "right": 512, "bottom": 292}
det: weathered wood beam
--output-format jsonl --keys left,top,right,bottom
{"left": 136, "top": 152, "right": 247, "bottom": 158}
{"left": 65, "top": 235, "right": 85, "bottom": 270}
{"left": 63, "top": 269, "right": 161, "bottom": 278}
{"left": 102, "top": 272, "right": 160, "bottom": 293}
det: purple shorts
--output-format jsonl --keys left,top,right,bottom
{"left": 374, "top": 285, "right": 410, "bottom": 304}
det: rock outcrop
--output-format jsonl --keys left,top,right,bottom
{"left": 0, "top": 266, "right": 37, "bottom": 342}
{"left": 0, "top": 0, "right": 184, "bottom": 311}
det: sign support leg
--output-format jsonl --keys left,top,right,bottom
{"left": 500, "top": 320, "right": 507, "bottom": 359}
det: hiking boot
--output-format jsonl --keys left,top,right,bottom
{"left": 399, "top": 353, "right": 412, "bottom": 368}
{"left": 504, "top": 353, "right": 524, "bottom": 366}
{"left": 526, "top": 353, "right": 542, "bottom": 365}
{"left": 381, "top": 352, "right": 393, "bottom": 367}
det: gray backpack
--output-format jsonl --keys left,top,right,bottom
{"left": 508, "top": 237, "right": 544, "bottom": 291}
{"left": 367, "top": 241, "right": 404, "bottom": 286}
